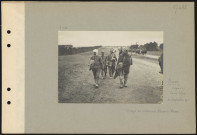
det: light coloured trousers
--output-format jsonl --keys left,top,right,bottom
{"left": 92, "top": 68, "right": 101, "bottom": 84}
{"left": 119, "top": 70, "right": 129, "bottom": 85}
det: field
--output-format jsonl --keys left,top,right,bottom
{"left": 58, "top": 47, "right": 163, "bottom": 103}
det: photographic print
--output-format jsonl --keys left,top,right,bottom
{"left": 58, "top": 31, "right": 163, "bottom": 103}
{"left": 2, "top": 1, "right": 195, "bottom": 134}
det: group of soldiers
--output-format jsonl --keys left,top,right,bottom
{"left": 89, "top": 47, "right": 132, "bottom": 88}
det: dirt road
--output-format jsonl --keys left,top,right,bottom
{"left": 58, "top": 47, "right": 163, "bottom": 103}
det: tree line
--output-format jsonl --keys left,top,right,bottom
{"left": 58, "top": 45, "right": 102, "bottom": 56}
{"left": 130, "top": 42, "right": 163, "bottom": 51}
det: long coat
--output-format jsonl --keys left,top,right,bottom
{"left": 90, "top": 55, "right": 103, "bottom": 70}
{"left": 114, "top": 53, "right": 132, "bottom": 79}
{"left": 107, "top": 53, "right": 117, "bottom": 67}
{"left": 117, "top": 53, "right": 132, "bottom": 74}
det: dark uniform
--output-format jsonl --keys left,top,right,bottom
{"left": 117, "top": 50, "right": 132, "bottom": 88}
{"left": 90, "top": 55, "right": 103, "bottom": 87}
{"left": 158, "top": 52, "right": 163, "bottom": 74}
{"left": 107, "top": 53, "right": 117, "bottom": 77}
{"left": 101, "top": 55, "right": 107, "bottom": 79}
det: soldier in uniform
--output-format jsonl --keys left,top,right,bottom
{"left": 116, "top": 47, "right": 133, "bottom": 88}
{"left": 118, "top": 47, "right": 123, "bottom": 55}
{"left": 89, "top": 49, "right": 103, "bottom": 88}
{"left": 107, "top": 48, "right": 117, "bottom": 78}
{"left": 158, "top": 45, "right": 163, "bottom": 87}
{"left": 158, "top": 52, "right": 163, "bottom": 74}
{"left": 100, "top": 50, "right": 107, "bottom": 79}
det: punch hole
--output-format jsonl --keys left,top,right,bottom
{"left": 7, "top": 30, "right": 11, "bottom": 34}
{"left": 7, "top": 87, "right": 11, "bottom": 91}
{"left": 7, "top": 44, "right": 11, "bottom": 47}
{"left": 7, "top": 101, "right": 11, "bottom": 105}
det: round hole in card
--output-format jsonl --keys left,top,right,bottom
{"left": 7, "top": 87, "right": 11, "bottom": 91}
{"left": 7, "top": 30, "right": 11, "bottom": 34}
{"left": 7, "top": 101, "right": 11, "bottom": 105}
{"left": 7, "top": 44, "right": 11, "bottom": 47}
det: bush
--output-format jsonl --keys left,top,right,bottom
{"left": 58, "top": 45, "right": 102, "bottom": 56}
{"left": 144, "top": 42, "right": 159, "bottom": 51}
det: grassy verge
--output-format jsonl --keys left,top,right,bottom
{"left": 146, "top": 51, "right": 162, "bottom": 56}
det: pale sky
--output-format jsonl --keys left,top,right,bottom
{"left": 58, "top": 31, "right": 163, "bottom": 47}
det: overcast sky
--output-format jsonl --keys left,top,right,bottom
{"left": 58, "top": 31, "right": 163, "bottom": 47}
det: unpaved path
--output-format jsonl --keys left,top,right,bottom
{"left": 58, "top": 47, "right": 163, "bottom": 103}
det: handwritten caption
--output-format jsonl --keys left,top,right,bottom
{"left": 59, "top": 25, "right": 68, "bottom": 30}
{"left": 127, "top": 109, "right": 179, "bottom": 113}
{"left": 173, "top": 4, "right": 187, "bottom": 14}
{"left": 173, "top": 4, "right": 187, "bottom": 10}
{"left": 166, "top": 78, "right": 189, "bottom": 102}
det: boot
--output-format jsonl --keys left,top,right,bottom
{"left": 120, "top": 84, "right": 124, "bottom": 88}
{"left": 124, "top": 81, "right": 127, "bottom": 87}
{"left": 95, "top": 79, "right": 99, "bottom": 88}
{"left": 120, "top": 78, "right": 124, "bottom": 88}
{"left": 94, "top": 79, "right": 97, "bottom": 86}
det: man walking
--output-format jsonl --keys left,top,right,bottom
{"left": 158, "top": 44, "right": 163, "bottom": 87}
{"left": 116, "top": 47, "right": 132, "bottom": 88}
{"left": 107, "top": 48, "right": 117, "bottom": 78}
{"left": 158, "top": 52, "right": 163, "bottom": 74}
{"left": 100, "top": 50, "right": 107, "bottom": 79}
{"left": 89, "top": 49, "right": 103, "bottom": 88}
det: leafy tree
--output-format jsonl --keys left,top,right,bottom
{"left": 144, "top": 41, "right": 158, "bottom": 51}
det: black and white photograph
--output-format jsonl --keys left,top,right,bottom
{"left": 2, "top": 1, "right": 195, "bottom": 134}
{"left": 58, "top": 31, "right": 163, "bottom": 103}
